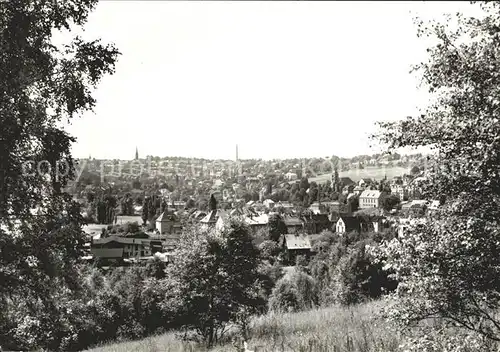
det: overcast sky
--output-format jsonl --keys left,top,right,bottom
{"left": 60, "top": 1, "right": 477, "bottom": 161}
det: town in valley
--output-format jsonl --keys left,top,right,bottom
{"left": 76, "top": 146, "right": 434, "bottom": 267}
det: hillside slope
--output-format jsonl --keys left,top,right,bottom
{"left": 85, "top": 301, "right": 401, "bottom": 352}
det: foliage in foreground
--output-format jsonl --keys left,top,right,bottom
{"left": 165, "top": 219, "right": 268, "bottom": 346}
{"left": 0, "top": 0, "right": 119, "bottom": 350}
{"left": 373, "top": 0, "right": 500, "bottom": 343}
{"left": 308, "top": 230, "right": 397, "bottom": 307}
{"left": 85, "top": 301, "right": 500, "bottom": 352}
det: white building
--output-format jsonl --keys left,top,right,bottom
{"left": 335, "top": 216, "right": 360, "bottom": 234}
{"left": 359, "top": 190, "right": 383, "bottom": 209}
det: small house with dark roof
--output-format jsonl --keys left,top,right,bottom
{"left": 335, "top": 216, "right": 361, "bottom": 234}
{"left": 281, "top": 234, "right": 312, "bottom": 264}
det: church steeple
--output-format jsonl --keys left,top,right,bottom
{"left": 135, "top": 146, "right": 139, "bottom": 160}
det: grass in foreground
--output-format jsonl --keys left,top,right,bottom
{"left": 85, "top": 301, "right": 401, "bottom": 352}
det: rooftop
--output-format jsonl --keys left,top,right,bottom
{"left": 284, "top": 234, "right": 312, "bottom": 250}
{"left": 360, "top": 190, "right": 382, "bottom": 198}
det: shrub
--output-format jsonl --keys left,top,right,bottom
{"left": 293, "top": 271, "right": 319, "bottom": 310}
{"left": 165, "top": 219, "right": 267, "bottom": 347}
{"left": 269, "top": 271, "right": 319, "bottom": 313}
{"left": 269, "top": 277, "right": 301, "bottom": 313}
{"left": 331, "top": 241, "right": 396, "bottom": 306}
{"left": 259, "top": 240, "right": 281, "bottom": 263}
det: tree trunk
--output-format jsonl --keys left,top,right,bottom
{"left": 207, "top": 321, "right": 214, "bottom": 348}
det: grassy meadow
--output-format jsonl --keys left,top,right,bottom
{"left": 85, "top": 301, "right": 403, "bottom": 352}
{"left": 309, "top": 166, "right": 410, "bottom": 184}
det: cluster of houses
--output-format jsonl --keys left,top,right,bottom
{"left": 88, "top": 204, "right": 382, "bottom": 266}
{"left": 86, "top": 171, "right": 437, "bottom": 266}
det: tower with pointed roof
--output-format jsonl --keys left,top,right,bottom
{"left": 135, "top": 146, "right": 139, "bottom": 160}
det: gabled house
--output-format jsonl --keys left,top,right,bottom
{"left": 335, "top": 216, "right": 361, "bottom": 234}
{"left": 156, "top": 211, "right": 182, "bottom": 235}
{"left": 200, "top": 209, "right": 226, "bottom": 228}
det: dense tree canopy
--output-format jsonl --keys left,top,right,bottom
{"left": 0, "top": 0, "right": 119, "bottom": 348}
{"left": 374, "top": 2, "right": 500, "bottom": 342}
{"left": 166, "top": 219, "right": 266, "bottom": 347}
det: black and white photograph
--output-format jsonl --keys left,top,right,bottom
{"left": 1, "top": 0, "right": 500, "bottom": 351}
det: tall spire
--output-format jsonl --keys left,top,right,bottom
{"left": 135, "top": 146, "right": 139, "bottom": 160}
{"left": 236, "top": 144, "right": 239, "bottom": 162}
